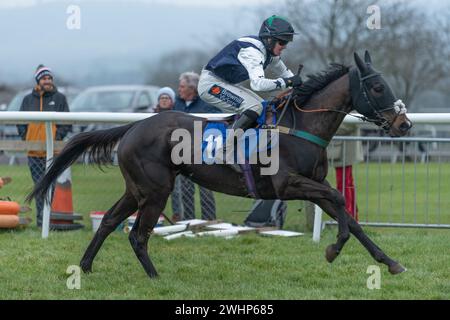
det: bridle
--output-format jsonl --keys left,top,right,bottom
{"left": 274, "top": 68, "right": 407, "bottom": 134}
{"left": 350, "top": 68, "right": 407, "bottom": 133}
{"left": 357, "top": 72, "right": 393, "bottom": 132}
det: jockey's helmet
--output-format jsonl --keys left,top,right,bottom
{"left": 259, "top": 15, "right": 296, "bottom": 43}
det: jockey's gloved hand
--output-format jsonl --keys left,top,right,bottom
{"left": 283, "top": 74, "right": 303, "bottom": 88}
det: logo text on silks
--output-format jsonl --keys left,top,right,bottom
{"left": 170, "top": 121, "right": 279, "bottom": 176}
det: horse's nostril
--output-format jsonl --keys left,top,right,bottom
{"left": 400, "top": 121, "right": 411, "bottom": 131}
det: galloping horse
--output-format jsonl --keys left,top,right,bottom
{"left": 27, "top": 51, "right": 412, "bottom": 278}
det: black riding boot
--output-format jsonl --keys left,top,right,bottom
{"left": 225, "top": 110, "right": 259, "bottom": 172}
{"left": 231, "top": 109, "right": 259, "bottom": 131}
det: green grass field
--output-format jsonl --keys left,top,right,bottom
{"left": 0, "top": 163, "right": 449, "bottom": 299}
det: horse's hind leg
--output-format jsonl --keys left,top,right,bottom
{"left": 80, "top": 191, "right": 137, "bottom": 273}
{"left": 276, "top": 175, "right": 350, "bottom": 261}
{"left": 128, "top": 195, "right": 169, "bottom": 278}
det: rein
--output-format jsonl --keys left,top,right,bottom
{"left": 273, "top": 92, "right": 367, "bottom": 149}
{"left": 270, "top": 66, "right": 408, "bottom": 148}
{"left": 275, "top": 64, "right": 303, "bottom": 127}
{"left": 292, "top": 99, "right": 367, "bottom": 122}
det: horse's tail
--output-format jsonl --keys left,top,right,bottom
{"left": 25, "top": 122, "right": 136, "bottom": 204}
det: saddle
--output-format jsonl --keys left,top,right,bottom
{"left": 202, "top": 89, "right": 293, "bottom": 199}
{"left": 229, "top": 89, "right": 292, "bottom": 198}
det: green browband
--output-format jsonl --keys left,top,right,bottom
{"left": 277, "top": 126, "right": 329, "bottom": 148}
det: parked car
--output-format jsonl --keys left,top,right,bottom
{"left": 70, "top": 85, "right": 159, "bottom": 113}
{"left": 68, "top": 85, "right": 160, "bottom": 137}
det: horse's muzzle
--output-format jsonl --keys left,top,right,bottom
{"left": 399, "top": 120, "right": 412, "bottom": 132}
{"left": 388, "top": 114, "right": 412, "bottom": 137}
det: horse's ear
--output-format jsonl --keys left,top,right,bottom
{"left": 354, "top": 52, "right": 367, "bottom": 74}
{"left": 364, "top": 50, "right": 372, "bottom": 65}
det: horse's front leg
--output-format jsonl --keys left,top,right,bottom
{"left": 274, "top": 174, "right": 350, "bottom": 262}
{"left": 314, "top": 180, "right": 406, "bottom": 274}
{"left": 314, "top": 196, "right": 406, "bottom": 274}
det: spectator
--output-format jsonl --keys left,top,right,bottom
{"left": 173, "top": 71, "right": 218, "bottom": 221}
{"left": 327, "top": 123, "right": 363, "bottom": 221}
{"left": 154, "top": 87, "right": 176, "bottom": 113}
{"left": 17, "top": 64, "right": 71, "bottom": 227}
{"left": 153, "top": 86, "right": 184, "bottom": 221}
{"left": 174, "top": 71, "right": 221, "bottom": 114}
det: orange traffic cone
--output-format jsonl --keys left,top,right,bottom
{"left": 50, "top": 168, "right": 84, "bottom": 231}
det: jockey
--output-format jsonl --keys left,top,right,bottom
{"left": 198, "top": 15, "right": 303, "bottom": 133}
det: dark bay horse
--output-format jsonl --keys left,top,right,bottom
{"left": 27, "top": 51, "right": 412, "bottom": 278}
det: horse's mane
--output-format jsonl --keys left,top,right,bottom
{"left": 295, "top": 63, "right": 350, "bottom": 106}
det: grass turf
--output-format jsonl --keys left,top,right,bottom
{"left": 0, "top": 163, "right": 449, "bottom": 299}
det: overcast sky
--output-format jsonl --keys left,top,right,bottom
{"left": 0, "top": 0, "right": 447, "bottom": 7}
{"left": 0, "top": 0, "right": 274, "bottom": 9}
{"left": 0, "top": 0, "right": 448, "bottom": 87}
{"left": 0, "top": 0, "right": 268, "bottom": 86}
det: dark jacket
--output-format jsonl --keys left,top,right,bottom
{"left": 205, "top": 35, "right": 271, "bottom": 84}
{"left": 154, "top": 105, "right": 172, "bottom": 113}
{"left": 173, "top": 95, "right": 221, "bottom": 114}
{"left": 17, "top": 85, "right": 72, "bottom": 157}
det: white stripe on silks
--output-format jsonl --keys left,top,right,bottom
{"left": 35, "top": 67, "right": 52, "bottom": 77}
{"left": 238, "top": 37, "right": 266, "bottom": 53}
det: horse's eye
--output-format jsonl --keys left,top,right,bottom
{"left": 373, "top": 84, "right": 384, "bottom": 93}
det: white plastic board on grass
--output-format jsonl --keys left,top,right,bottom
{"left": 259, "top": 230, "right": 304, "bottom": 237}
{"left": 196, "top": 229, "right": 239, "bottom": 238}
{"left": 206, "top": 223, "right": 255, "bottom": 232}
{"left": 153, "top": 224, "right": 187, "bottom": 235}
{"left": 176, "top": 219, "right": 208, "bottom": 226}
{"left": 164, "top": 231, "right": 194, "bottom": 240}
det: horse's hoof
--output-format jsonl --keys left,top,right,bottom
{"left": 389, "top": 263, "right": 407, "bottom": 275}
{"left": 80, "top": 261, "right": 92, "bottom": 274}
{"left": 325, "top": 244, "right": 339, "bottom": 263}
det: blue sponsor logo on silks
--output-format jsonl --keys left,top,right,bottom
{"left": 203, "top": 129, "right": 223, "bottom": 164}
{"left": 202, "top": 122, "right": 279, "bottom": 164}
{"left": 208, "top": 85, "right": 244, "bottom": 108}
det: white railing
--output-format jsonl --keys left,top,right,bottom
{"left": 1, "top": 111, "right": 450, "bottom": 239}
{"left": 2, "top": 111, "right": 450, "bottom": 124}
{"left": 0, "top": 111, "right": 233, "bottom": 124}
{"left": 0, "top": 112, "right": 231, "bottom": 238}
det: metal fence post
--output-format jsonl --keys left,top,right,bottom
{"left": 312, "top": 205, "right": 322, "bottom": 242}
{"left": 42, "top": 121, "right": 54, "bottom": 239}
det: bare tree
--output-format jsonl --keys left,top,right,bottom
{"left": 283, "top": 0, "right": 374, "bottom": 65}
{"left": 276, "top": 0, "right": 450, "bottom": 108}
{"left": 144, "top": 33, "right": 234, "bottom": 90}
{"left": 365, "top": 3, "right": 450, "bottom": 107}
{"left": 145, "top": 49, "right": 212, "bottom": 89}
